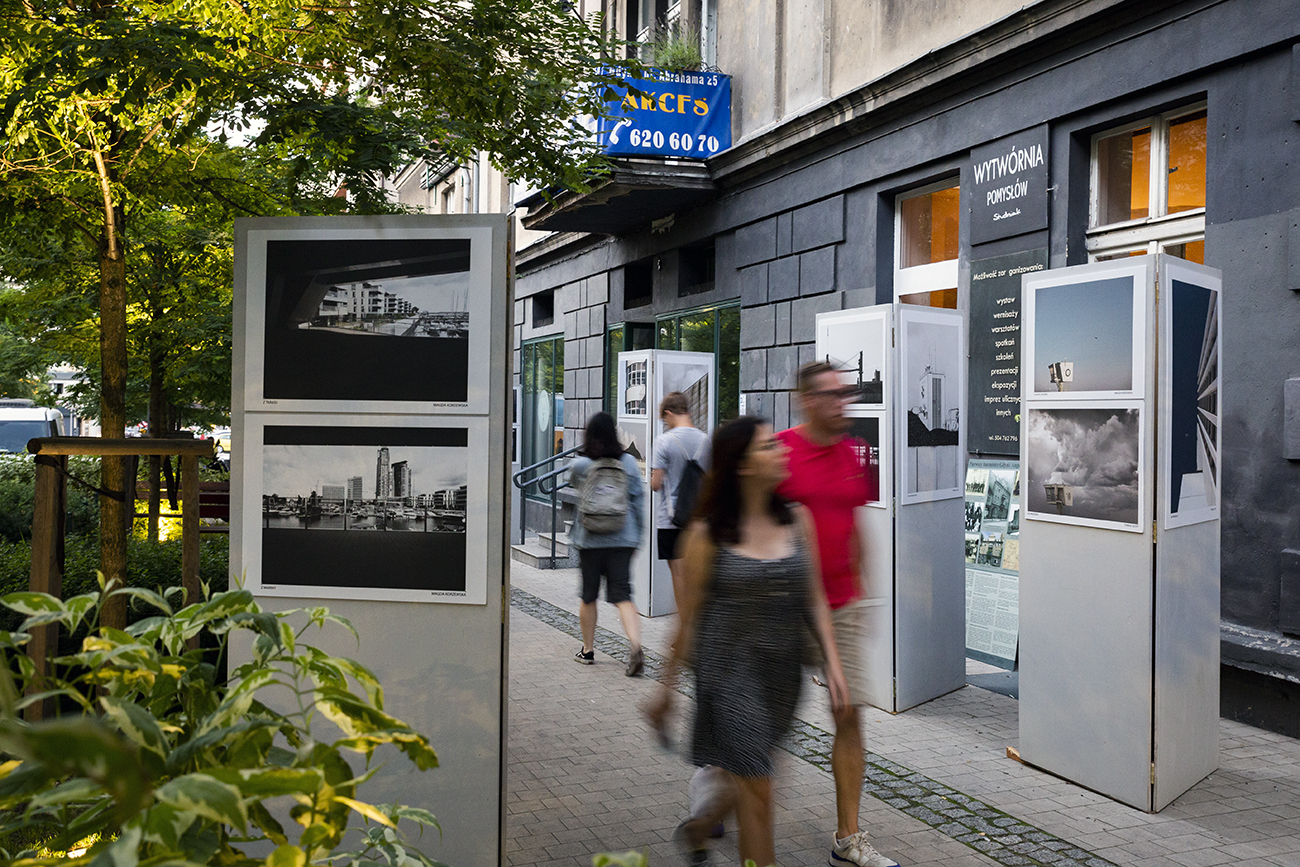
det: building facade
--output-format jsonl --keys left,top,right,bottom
{"left": 510, "top": 0, "right": 1300, "bottom": 732}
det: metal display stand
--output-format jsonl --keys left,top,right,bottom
{"left": 1018, "top": 255, "right": 1221, "bottom": 811}
{"left": 815, "top": 304, "right": 967, "bottom": 712}
{"left": 615, "top": 349, "right": 716, "bottom": 617}
{"left": 231, "top": 215, "right": 512, "bottom": 867}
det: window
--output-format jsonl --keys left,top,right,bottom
{"left": 624, "top": 258, "right": 653, "bottom": 308}
{"left": 679, "top": 241, "right": 715, "bottom": 296}
{"left": 531, "top": 290, "right": 554, "bottom": 327}
{"left": 1088, "top": 104, "right": 1206, "bottom": 263}
{"left": 606, "top": 323, "right": 655, "bottom": 413}
{"left": 521, "top": 337, "right": 564, "bottom": 498}
{"left": 895, "top": 180, "right": 960, "bottom": 308}
{"left": 655, "top": 303, "right": 740, "bottom": 423}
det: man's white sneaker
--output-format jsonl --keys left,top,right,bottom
{"left": 829, "top": 831, "right": 899, "bottom": 867}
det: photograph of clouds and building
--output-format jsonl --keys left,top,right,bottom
{"left": 1032, "top": 277, "right": 1136, "bottom": 394}
{"left": 1026, "top": 407, "right": 1141, "bottom": 526}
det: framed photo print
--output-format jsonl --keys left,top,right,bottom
{"left": 897, "top": 306, "right": 965, "bottom": 503}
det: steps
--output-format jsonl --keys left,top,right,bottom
{"left": 510, "top": 532, "right": 577, "bottom": 569}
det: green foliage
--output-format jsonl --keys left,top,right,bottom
{"left": 0, "top": 456, "right": 100, "bottom": 544}
{"left": 644, "top": 25, "right": 704, "bottom": 73}
{"left": 0, "top": 581, "right": 442, "bottom": 865}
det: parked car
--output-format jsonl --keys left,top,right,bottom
{"left": 0, "top": 400, "right": 65, "bottom": 454}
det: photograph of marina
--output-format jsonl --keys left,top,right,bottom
{"left": 258, "top": 424, "right": 471, "bottom": 593}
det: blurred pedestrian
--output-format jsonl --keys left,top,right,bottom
{"left": 568, "top": 411, "right": 646, "bottom": 676}
{"left": 646, "top": 416, "right": 848, "bottom": 866}
{"left": 650, "top": 391, "right": 710, "bottom": 603}
{"left": 778, "top": 362, "right": 896, "bottom": 867}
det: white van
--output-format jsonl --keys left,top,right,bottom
{"left": 0, "top": 399, "right": 65, "bottom": 453}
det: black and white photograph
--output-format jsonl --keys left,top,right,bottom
{"left": 1025, "top": 264, "right": 1145, "bottom": 400}
{"left": 1163, "top": 269, "right": 1220, "bottom": 528}
{"left": 966, "top": 500, "right": 985, "bottom": 533}
{"left": 900, "top": 311, "right": 963, "bottom": 501}
{"left": 242, "top": 415, "right": 490, "bottom": 604}
{"left": 617, "top": 419, "right": 649, "bottom": 479}
{"left": 816, "top": 310, "right": 887, "bottom": 405}
{"left": 656, "top": 353, "right": 714, "bottom": 428}
{"left": 622, "top": 357, "right": 649, "bottom": 416}
{"left": 239, "top": 221, "right": 499, "bottom": 413}
{"left": 1025, "top": 405, "right": 1143, "bottom": 530}
{"left": 846, "top": 414, "right": 883, "bottom": 505}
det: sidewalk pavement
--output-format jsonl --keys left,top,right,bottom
{"left": 506, "top": 559, "right": 1300, "bottom": 867}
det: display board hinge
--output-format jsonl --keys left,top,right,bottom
{"left": 891, "top": 327, "right": 896, "bottom": 347}
{"left": 1150, "top": 762, "right": 1156, "bottom": 785}
{"left": 1153, "top": 520, "right": 1158, "bottom": 544}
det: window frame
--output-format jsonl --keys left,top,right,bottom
{"left": 654, "top": 301, "right": 740, "bottom": 425}
{"left": 1087, "top": 102, "right": 1207, "bottom": 262}
{"left": 893, "top": 177, "right": 961, "bottom": 303}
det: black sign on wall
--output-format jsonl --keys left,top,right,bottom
{"left": 969, "top": 126, "right": 1050, "bottom": 245}
{"left": 968, "top": 248, "right": 1048, "bottom": 456}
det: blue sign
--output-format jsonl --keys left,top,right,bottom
{"left": 599, "top": 70, "right": 731, "bottom": 159}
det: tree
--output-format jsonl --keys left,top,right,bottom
{"left": 0, "top": 0, "right": 634, "bottom": 622}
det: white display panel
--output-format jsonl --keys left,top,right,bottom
{"left": 815, "top": 308, "right": 888, "bottom": 407}
{"left": 238, "top": 220, "right": 496, "bottom": 415}
{"left": 240, "top": 413, "right": 491, "bottom": 605}
{"left": 1159, "top": 258, "right": 1222, "bottom": 530}
{"left": 1022, "top": 258, "right": 1149, "bottom": 401}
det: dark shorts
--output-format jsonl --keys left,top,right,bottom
{"left": 578, "top": 547, "right": 634, "bottom": 604}
{"left": 657, "top": 528, "right": 683, "bottom": 560}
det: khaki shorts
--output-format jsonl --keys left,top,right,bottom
{"left": 830, "top": 600, "right": 871, "bottom": 707}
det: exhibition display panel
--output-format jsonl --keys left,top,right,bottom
{"left": 815, "top": 304, "right": 967, "bottom": 713}
{"left": 232, "top": 215, "right": 512, "bottom": 867}
{"left": 1018, "top": 255, "right": 1221, "bottom": 812}
{"left": 615, "top": 349, "right": 716, "bottom": 617}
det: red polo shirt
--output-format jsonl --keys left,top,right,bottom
{"left": 776, "top": 426, "right": 875, "bottom": 609}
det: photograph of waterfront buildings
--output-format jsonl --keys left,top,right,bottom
{"left": 262, "top": 444, "right": 468, "bottom": 533}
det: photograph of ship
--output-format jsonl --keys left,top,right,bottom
{"left": 1032, "top": 276, "right": 1136, "bottom": 394}
{"left": 260, "top": 425, "right": 470, "bottom": 592}
{"left": 1167, "top": 278, "right": 1219, "bottom": 523}
{"left": 903, "top": 317, "right": 962, "bottom": 496}
{"left": 262, "top": 236, "right": 475, "bottom": 403}
{"left": 1026, "top": 406, "right": 1141, "bottom": 527}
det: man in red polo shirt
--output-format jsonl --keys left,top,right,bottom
{"left": 777, "top": 361, "right": 896, "bottom": 867}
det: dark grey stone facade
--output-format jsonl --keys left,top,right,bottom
{"left": 514, "top": 0, "right": 1300, "bottom": 734}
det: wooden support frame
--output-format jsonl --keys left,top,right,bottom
{"left": 23, "top": 437, "right": 215, "bottom": 721}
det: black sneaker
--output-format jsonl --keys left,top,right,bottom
{"left": 626, "top": 645, "right": 644, "bottom": 677}
{"left": 573, "top": 648, "right": 595, "bottom": 665}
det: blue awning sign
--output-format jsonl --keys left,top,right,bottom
{"left": 599, "top": 70, "right": 731, "bottom": 159}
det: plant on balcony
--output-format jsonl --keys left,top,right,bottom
{"left": 0, "top": 579, "right": 442, "bottom": 865}
{"left": 645, "top": 24, "right": 704, "bottom": 73}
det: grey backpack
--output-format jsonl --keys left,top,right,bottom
{"left": 578, "top": 458, "right": 630, "bottom": 534}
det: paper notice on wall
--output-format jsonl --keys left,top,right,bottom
{"left": 964, "top": 457, "right": 1020, "bottom": 668}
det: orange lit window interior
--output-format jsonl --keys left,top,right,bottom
{"left": 900, "top": 186, "right": 960, "bottom": 268}
{"left": 1167, "top": 111, "right": 1207, "bottom": 214}
{"left": 1097, "top": 127, "right": 1150, "bottom": 224}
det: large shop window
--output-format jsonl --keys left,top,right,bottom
{"left": 606, "top": 323, "right": 655, "bottom": 414}
{"left": 656, "top": 303, "right": 740, "bottom": 423}
{"left": 521, "top": 336, "right": 564, "bottom": 497}
{"left": 895, "top": 180, "right": 960, "bottom": 308}
{"left": 1089, "top": 104, "right": 1206, "bottom": 263}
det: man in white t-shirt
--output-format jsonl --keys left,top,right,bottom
{"left": 649, "top": 391, "right": 710, "bottom": 603}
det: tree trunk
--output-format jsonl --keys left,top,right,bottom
{"left": 99, "top": 204, "right": 128, "bottom": 630}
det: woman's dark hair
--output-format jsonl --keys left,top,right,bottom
{"left": 695, "top": 416, "right": 793, "bottom": 545}
{"left": 579, "top": 411, "right": 624, "bottom": 459}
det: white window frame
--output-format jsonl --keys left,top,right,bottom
{"left": 1087, "top": 102, "right": 1207, "bottom": 261}
{"left": 894, "top": 177, "right": 960, "bottom": 302}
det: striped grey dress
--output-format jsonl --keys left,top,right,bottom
{"left": 691, "top": 537, "right": 810, "bottom": 777}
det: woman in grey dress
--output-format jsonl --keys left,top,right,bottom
{"left": 646, "top": 416, "right": 849, "bottom": 867}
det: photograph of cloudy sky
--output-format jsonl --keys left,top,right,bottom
{"left": 1026, "top": 407, "right": 1141, "bottom": 526}
{"left": 1033, "top": 277, "right": 1135, "bottom": 393}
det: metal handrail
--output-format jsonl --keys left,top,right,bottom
{"left": 512, "top": 443, "right": 582, "bottom": 566}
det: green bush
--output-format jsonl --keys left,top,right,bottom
{"left": 0, "top": 456, "right": 99, "bottom": 543}
{"left": 0, "top": 582, "right": 443, "bottom": 865}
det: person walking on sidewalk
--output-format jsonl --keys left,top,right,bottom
{"left": 777, "top": 362, "right": 898, "bottom": 867}
{"left": 646, "top": 416, "right": 849, "bottom": 867}
{"left": 650, "top": 391, "right": 711, "bottom": 603}
{"left": 568, "top": 411, "right": 647, "bottom": 676}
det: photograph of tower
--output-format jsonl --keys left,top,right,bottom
{"left": 1032, "top": 276, "right": 1137, "bottom": 395}
{"left": 902, "top": 316, "right": 962, "bottom": 498}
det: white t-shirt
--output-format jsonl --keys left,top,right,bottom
{"left": 650, "top": 425, "right": 710, "bottom": 530}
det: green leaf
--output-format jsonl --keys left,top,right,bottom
{"left": 88, "top": 823, "right": 142, "bottom": 867}
{"left": 265, "top": 844, "right": 306, "bottom": 867}
{"left": 1, "top": 591, "right": 64, "bottom": 616}
{"left": 205, "top": 766, "right": 322, "bottom": 799}
{"left": 100, "top": 695, "right": 170, "bottom": 756}
{"left": 393, "top": 804, "right": 442, "bottom": 837}
{"left": 154, "top": 773, "right": 247, "bottom": 833}
{"left": 249, "top": 800, "right": 288, "bottom": 846}
{"left": 28, "top": 776, "right": 105, "bottom": 808}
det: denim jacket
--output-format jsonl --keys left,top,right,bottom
{"left": 567, "top": 453, "right": 645, "bottom": 550}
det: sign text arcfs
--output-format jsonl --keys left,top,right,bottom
{"left": 600, "top": 70, "right": 731, "bottom": 160}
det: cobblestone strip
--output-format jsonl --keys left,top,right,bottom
{"left": 510, "top": 587, "right": 1118, "bottom": 867}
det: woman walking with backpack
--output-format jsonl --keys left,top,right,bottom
{"left": 568, "top": 411, "right": 647, "bottom": 676}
